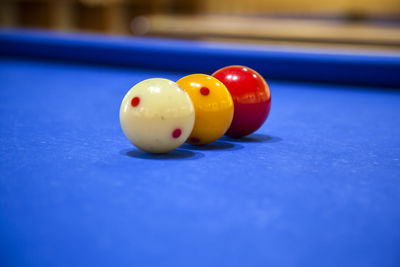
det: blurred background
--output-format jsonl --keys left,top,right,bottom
{"left": 1, "top": 0, "right": 400, "bottom": 50}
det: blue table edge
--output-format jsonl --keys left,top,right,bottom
{"left": 1, "top": 28, "right": 399, "bottom": 88}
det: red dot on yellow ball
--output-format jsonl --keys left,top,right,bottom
{"left": 200, "top": 87, "right": 210, "bottom": 96}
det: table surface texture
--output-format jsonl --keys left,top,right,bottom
{"left": 0, "top": 30, "right": 400, "bottom": 267}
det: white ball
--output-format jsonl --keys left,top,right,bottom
{"left": 120, "top": 78, "right": 195, "bottom": 153}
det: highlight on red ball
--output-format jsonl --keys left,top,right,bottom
{"left": 212, "top": 65, "right": 271, "bottom": 138}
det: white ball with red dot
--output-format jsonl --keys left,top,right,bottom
{"left": 120, "top": 78, "right": 195, "bottom": 153}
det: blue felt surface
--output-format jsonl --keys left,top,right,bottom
{"left": 1, "top": 29, "right": 400, "bottom": 87}
{"left": 1, "top": 57, "right": 400, "bottom": 267}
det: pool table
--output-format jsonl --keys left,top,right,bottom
{"left": 0, "top": 29, "right": 400, "bottom": 267}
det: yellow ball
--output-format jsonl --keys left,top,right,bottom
{"left": 177, "top": 74, "right": 234, "bottom": 145}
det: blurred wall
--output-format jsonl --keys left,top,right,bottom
{"left": 199, "top": 0, "right": 400, "bottom": 14}
{"left": 1, "top": 0, "right": 399, "bottom": 35}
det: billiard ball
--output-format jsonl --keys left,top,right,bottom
{"left": 177, "top": 74, "right": 234, "bottom": 145}
{"left": 212, "top": 65, "right": 271, "bottom": 137}
{"left": 119, "top": 78, "right": 195, "bottom": 153}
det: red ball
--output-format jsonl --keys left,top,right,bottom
{"left": 212, "top": 65, "right": 271, "bottom": 137}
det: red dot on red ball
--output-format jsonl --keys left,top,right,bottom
{"left": 172, "top": 128, "right": 182, "bottom": 138}
{"left": 200, "top": 87, "right": 210, "bottom": 96}
{"left": 131, "top": 97, "right": 140, "bottom": 107}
